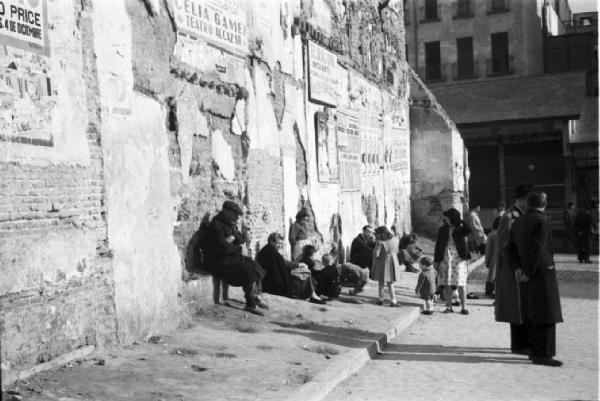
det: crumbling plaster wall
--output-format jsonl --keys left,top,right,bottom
{"left": 1, "top": 0, "right": 116, "bottom": 383}
{"left": 409, "top": 70, "right": 467, "bottom": 238}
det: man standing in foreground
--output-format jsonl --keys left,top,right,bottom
{"left": 495, "top": 184, "right": 532, "bottom": 354}
{"left": 508, "top": 190, "right": 563, "bottom": 366}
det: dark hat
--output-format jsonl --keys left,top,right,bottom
{"left": 222, "top": 200, "right": 243, "bottom": 215}
{"left": 443, "top": 208, "right": 462, "bottom": 226}
{"left": 513, "top": 184, "right": 533, "bottom": 199}
{"left": 296, "top": 208, "right": 309, "bottom": 221}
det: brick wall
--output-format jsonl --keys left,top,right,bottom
{"left": 0, "top": 0, "right": 116, "bottom": 380}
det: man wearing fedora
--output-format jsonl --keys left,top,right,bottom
{"left": 202, "top": 200, "right": 267, "bottom": 316}
{"left": 508, "top": 190, "right": 563, "bottom": 366}
{"left": 494, "top": 184, "right": 532, "bottom": 355}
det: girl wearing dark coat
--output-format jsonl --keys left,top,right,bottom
{"left": 434, "top": 208, "right": 472, "bottom": 314}
{"left": 415, "top": 256, "right": 436, "bottom": 315}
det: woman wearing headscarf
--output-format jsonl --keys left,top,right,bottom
{"left": 434, "top": 208, "right": 472, "bottom": 314}
{"left": 289, "top": 208, "right": 312, "bottom": 260}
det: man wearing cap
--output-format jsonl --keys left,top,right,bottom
{"left": 202, "top": 201, "right": 267, "bottom": 315}
{"left": 494, "top": 184, "right": 532, "bottom": 354}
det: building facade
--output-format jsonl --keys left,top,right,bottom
{"left": 404, "top": 0, "right": 598, "bottom": 236}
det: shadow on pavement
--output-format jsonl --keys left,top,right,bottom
{"left": 376, "top": 343, "right": 530, "bottom": 364}
{"left": 271, "top": 321, "right": 384, "bottom": 348}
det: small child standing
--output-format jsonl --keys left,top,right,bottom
{"left": 415, "top": 256, "right": 436, "bottom": 315}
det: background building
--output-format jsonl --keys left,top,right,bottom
{"left": 404, "top": 0, "right": 598, "bottom": 242}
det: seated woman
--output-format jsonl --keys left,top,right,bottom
{"left": 257, "top": 233, "right": 325, "bottom": 304}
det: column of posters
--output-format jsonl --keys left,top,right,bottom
{"left": 336, "top": 110, "right": 360, "bottom": 191}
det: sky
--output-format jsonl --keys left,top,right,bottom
{"left": 569, "top": 0, "right": 597, "bottom": 13}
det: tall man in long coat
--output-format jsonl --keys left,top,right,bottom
{"left": 494, "top": 184, "right": 532, "bottom": 354}
{"left": 202, "top": 201, "right": 266, "bottom": 315}
{"left": 508, "top": 190, "right": 563, "bottom": 366}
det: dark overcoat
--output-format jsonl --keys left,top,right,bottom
{"left": 202, "top": 212, "right": 265, "bottom": 286}
{"left": 350, "top": 234, "right": 375, "bottom": 269}
{"left": 494, "top": 204, "right": 525, "bottom": 324}
{"left": 508, "top": 209, "right": 563, "bottom": 324}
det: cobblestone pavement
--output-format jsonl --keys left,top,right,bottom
{"left": 326, "top": 258, "right": 599, "bottom": 401}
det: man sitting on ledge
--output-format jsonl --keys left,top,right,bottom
{"left": 257, "top": 233, "right": 325, "bottom": 304}
{"left": 201, "top": 201, "right": 267, "bottom": 316}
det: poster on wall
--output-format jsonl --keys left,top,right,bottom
{"left": 315, "top": 111, "right": 338, "bottom": 183}
{"left": 307, "top": 40, "right": 338, "bottom": 107}
{"left": 336, "top": 109, "right": 360, "bottom": 192}
{"left": 0, "top": 4, "right": 53, "bottom": 147}
{"left": 391, "top": 128, "right": 409, "bottom": 172}
{"left": 172, "top": 0, "right": 248, "bottom": 57}
{"left": 360, "top": 109, "right": 383, "bottom": 176}
{"left": 0, "top": 0, "right": 50, "bottom": 56}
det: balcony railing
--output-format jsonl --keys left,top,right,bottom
{"left": 487, "top": 0, "right": 510, "bottom": 14}
{"left": 418, "top": 65, "right": 447, "bottom": 83}
{"left": 486, "top": 55, "right": 515, "bottom": 76}
{"left": 453, "top": 0, "right": 474, "bottom": 19}
{"left": 419, "top": 5, "right": 442, "bottom": 22}
{"left": 452, "top": 60, "right": 479, "bottom": 79}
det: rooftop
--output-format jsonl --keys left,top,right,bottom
{"left": 429, "top": 71, "right": 588, "bottom": 125}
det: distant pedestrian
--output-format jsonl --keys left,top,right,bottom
{"left": 350, "top": 225, "right": 376, "bottom": 269}
{"left": 494, "top": 184, "right": 532, "bottom": 355}
{"left": 484, "top": 217, "right": 501, "bottom": 298}
{"left": 574, "top": 204, "right": 594, "bottom": 263}
{"left": 434, "top": 208, "right": 472, "bottom": 314}
{"left": 415, "top": 256, "right": 436, "bottom": 315}
{"left": 562, "top": 202, "right": 576, "bottom": 253}
{"left": 201, "top": 201, "right": 267, "bottom": 315}
{"left": 508, "top": 190, "right": 563, "bottom": 367}
{"left": 289, "top": 208, "right": 312, "bottom": 260}
{"left": 466, "top": 205, "right": 486, "bottom": 255}
{"left": 495, "top": 201, "right": 506, "bottom": 218}
{"left": 371, "top": 226, "right": 402, "bottom": 307}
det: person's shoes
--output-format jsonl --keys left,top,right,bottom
{"left": 244, "top": 305, "right": 264, "bottom": 316}
{"left": 349, "top": 288, "right": 364, "bottom": 296}
{"left": 309, "top": 297, "right": 326, "bottom": 305}
{"left": 421, "top": 310, "right": 433, "bottom": 315}
{"left": 255, "top": 298, "right": 269, "bottom": 309}
{"left": 390, "top": 302, "right": 401, "bottom": 307}
{"left": 511, "top": 348, "right": 530, "bottom": 355}
{"left": 376, "top": 300, "right": 384, "bottom": 306}
{"left": 460, "top": 309, "right": 469, "bottom": 315}
{"left": 466, "top": 292, "right": 479, "bottom": 299}
{"left": 452, "top": 301, "right": 460, "bottom": 306}
{"left": 531, "top": 357, "right": 563, "bottom": 367}
{"left": 443, "top": 307, "right": 454, "bottom": 313}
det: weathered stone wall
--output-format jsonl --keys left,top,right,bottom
{"left": 1, "top": 0, "right": 413, "bottom": 383}
{"left": 409, "top": 69, "right": 467, "bottom": 238}
{"left": 0, "top": 0, "right": 116, "bottom": 382}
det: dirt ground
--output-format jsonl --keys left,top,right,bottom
{"left": 3, "top": 238, "right": 442, "bottom": 401}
